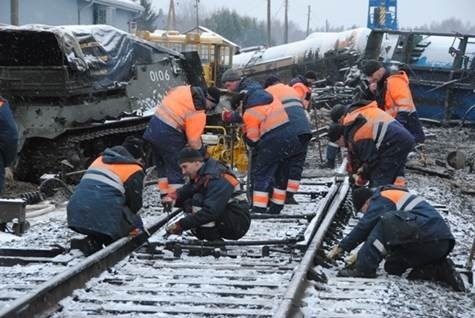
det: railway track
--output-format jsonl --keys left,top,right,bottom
{"left": 0, "top": 174, "right": 352, "bottom": 318}
{"left": 0, "top": 165, "right": 473, "bottom": 317}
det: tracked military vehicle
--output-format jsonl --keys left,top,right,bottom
{"left": 0, "top": 24, "right": 202, "bottom": 181}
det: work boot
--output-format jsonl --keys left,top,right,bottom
{"left": 407, "top": 263, "right": 438, "bottom": 281}
{"left": 285, "top": 193, "right": 299, "bottom": 205}
{"left": 71, "top": 237, "right": 103, "bottom": 256}
{"left": 435, "top": 258, "right": 466, "bottom": 292}
{"left": 337, "top": 267, "right": 377, "bottom": 278}
{"left": 251, "top": 206, "right": 268, "bottom": 214}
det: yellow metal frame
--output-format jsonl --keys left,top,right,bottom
{"left": 136, "top": 30, "right": 234, "bottom": 86}
{"left": 204, "top": 125, "right": 248, "bottom": 173}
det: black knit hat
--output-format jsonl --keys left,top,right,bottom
{"left": 206, "top": 86, "right": 221, "bottom": 104}
{"left": 352, "top": 187, "right": 374, "bottom": 212}
{"left": 362, "top": 60, "right": 383, "bottom": 76}
{"left": 264, "top": 75, "right": 281, "bottom": 88}
{"left": 304, "top": 71, "right": 317, "bottom": 80}
{"left": 327, "top": 123, "right": 344, "bottom": 142}
{"left": 330, "top": 104, "right": 347, "bottom": 123}
{"left": 178, "top": 147, "right": 204, "bottom": 164}
{"left": 122, "top": 136, "right": 144, "bottom": 159}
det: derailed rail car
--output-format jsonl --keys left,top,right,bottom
{"left": 233, "top": 28, "right": 475, "bottom": 124}
{"left": 233, "top": 28, "right": 371, "bottom": 84}
{"left": 0, "top": 24, "right": 202, "bottom": 181}
{"left": 364, "top": 29, "right": 475, "bottom": 124}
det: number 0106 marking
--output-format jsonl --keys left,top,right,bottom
{"left": 149, "top": 69, "right": 170, "bottom": 82}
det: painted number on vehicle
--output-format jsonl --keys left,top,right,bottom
{"left": 149, "top": 69, "right": 171, "bottom": 82}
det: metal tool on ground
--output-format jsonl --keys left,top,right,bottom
{"left": 0, "top": 199, "right": 28, "bottom": 235}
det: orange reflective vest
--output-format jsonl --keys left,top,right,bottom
{"left": 242, "top": 99, "right": 289, "bottom": 142}
{"left": 380, "top": 187, "right": 425, "bottom": 211}
{"left": 155, "top": 85, "right": 205, "bottom": 149}
{"left": 384, "top": 71, "right": 416, "bottom": 117}
{"left": 342, "top": 101, "right": 395, "bottom": 148}
{"left": 266, "top": 83, "right": 304, "bottom": 109}
{"left": 291, "top": 82, "right": 311, "bottom": 109}
{"left": 82, "top": 156, "right": 143, "bottom": 194}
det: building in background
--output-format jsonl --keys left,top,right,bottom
{"left": 0, "top": 0, "right": 144, "bottom": 32}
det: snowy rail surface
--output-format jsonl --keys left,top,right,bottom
{"left": 0, "top": 178, "right": 348, "bottom": 317}
{"left": 0, "top": 176, "right": 351, "bottom": 317}
{"left": 52, "top": 176, "right": 350, "bottom": 317}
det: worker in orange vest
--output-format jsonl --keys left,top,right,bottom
{"left": 289, "top": 74, "right": 313, "bottom": 109}
{"left": 362, "top": 60, "right": 425, "bottom": 144}
{"left": 328, "top": 99, "right": 415, "bottom": 187}
{"left": 264, "top": 75, "right": 312, "bottom": 207}
{"left": 223, "top": 86, "right": 302, "bottom": 214}
{"left": 67, "top": 136, "right": 145, "bottom": 255}
{"left": 143, "top": 85, "right": 221, "bottom": 197}
{"left": 327, "top": 186, "right": 464, "bottom": 292}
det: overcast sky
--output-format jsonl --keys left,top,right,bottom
{"left": 151, "top": 0, "right": 475, "bottom": 30}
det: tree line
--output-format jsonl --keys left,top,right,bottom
{"left": 136, "top": 0, "right": 475, "bottom": 48}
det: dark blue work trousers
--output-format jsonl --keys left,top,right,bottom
{"left": 143, "top": 116, "right": 186, "bottom": 185}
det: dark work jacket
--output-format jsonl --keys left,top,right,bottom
{"left": 67, "top": 146, "right": 144, "bottom": 240}
{"left": 266, "top": 83, "right": 312, "bottom": 137}
{"left": 343, "top": 102, "right": 414, "bottom": 178}
{"left": 176, "top": 158, "right": 250, "bottom": 238}
{"left": 340, "top": 186, "right": 454, "bottom": 252}
{"left": 0, "top": 98, "right": 19, "bottom": 165}
{"left": 237, "top": 77, "right": 262, "bottom": 92}
{"left": 224, "top": 77, "right": 264, "bottom": 124}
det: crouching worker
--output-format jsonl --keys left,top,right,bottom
{"left": 327, "top": 186, "right": 465, "bottom": 292}
{"left": 163, "top": 147, "right": 251, "bottom": 241}
{"left": 67, "top": 136, "right": 146, "bottom": 255}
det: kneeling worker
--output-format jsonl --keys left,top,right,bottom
{"left": 67, "top": 136, "right": 146, "bottom": 254}
{"left": 164, "top": 147, "right": 251, "bottom": 241}
{"left": 327, "top": 186, "right": 465, "bottom": 292}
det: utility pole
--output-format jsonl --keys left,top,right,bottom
{"left": 306, "top": 5, "right": 311, "bottom": 37}
{"left": 284, "top": 0, "right": 288, "bottom": 43}
{"left": 194, "top": 0, "right": 200, "bottom": 29}
{"left": 11, "top": 0, "right": 19, "bottom": 25}
{"left": 267, "top": 0, "right": 271, "bottom": 47}
{"left": 167, "top": 0, "right": 176, "bottom": 30}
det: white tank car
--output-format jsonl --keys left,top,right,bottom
{"left": 233, "top": 28, "right": 371, "bottom": 82}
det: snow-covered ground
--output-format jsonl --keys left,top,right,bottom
{"left": 301, "top": 126, "right": 475, "bottom": 317}
{"left": 1, "top": 126, "right": 474, "bottom": 317}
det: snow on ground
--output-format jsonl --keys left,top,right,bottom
{"left": 302, "top": 125, "right": 475, "bottom": 317}
{"left": 1, "top": 126, "right": 474, "bottom": 317}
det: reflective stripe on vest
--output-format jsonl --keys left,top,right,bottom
{"left": 155, "top": 104, "right": 185, "bottom": 131}
{"left": 82, "top": 156, "right": 142, "bottom": 194}
{"left": 344, "top": 102, "right": 394, "bottom": 150}
{"left": 154, "top": 85, "right": 199, "bottom": 132}
{"left": 282, "top": 97, "right": 304, "bottom": 108}
{"left": 372, "top": 113, "right": 392, "bottom": 150}
{"left": 266, "top": 83, "right": 305, "bottom": 109}
{"left": 385, "top": 73, "right": 416, "bottom": 117}
{"left": 243, "top": 102, "right": 289, "bottom": 141}
{"left": 381, "top": 188, "right": 425, "bottom": 211}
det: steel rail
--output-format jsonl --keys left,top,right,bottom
{"left": 274, "top": 177, "right": 350, "bottom": 317}
{"left": 0, "top": 209, "right": 181, "bottom": 318}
